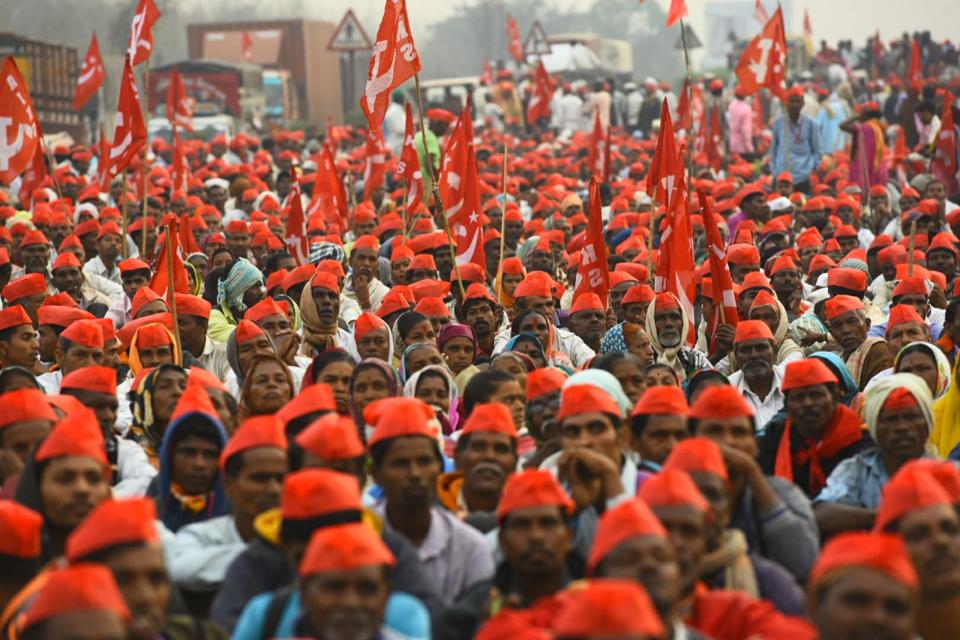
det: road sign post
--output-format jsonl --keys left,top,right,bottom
{"left": 328, "top": 9, "right": 372, "bottom": 125}
{"left": 524, "top": 21, "right": 552, "bottom": 59}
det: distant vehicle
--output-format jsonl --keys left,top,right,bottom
{"left": 148, "top": 114, "right": 235, "bottom": 143}
{"left": 542, "top": 33, "right": 634, "bottom": 82}
{"left": 147, "top": 59, "right": 265, "bottom": 130}
{"left": 263, "top": 69, "right": 299, "bottom": 122}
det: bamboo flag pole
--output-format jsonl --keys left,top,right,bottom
{"left": 120, "top": 177, "right": 130, "bottom": 259}
{"left": 140, "top": 57, "right": 151, "bottom": 258}
{"left": 496, "top": 141, "right": 509, "bottom": 302}
{"left": 164, "top": 222, "right": 183, "bottom": 362}
{"left": 679, "top": 19, "right": 695, "bottom": 196}
{"left": 41, "top": 140, "right": 64, "bottom": 200}
{"left": 413, "top": 73, "right": 466, "bottom": 298}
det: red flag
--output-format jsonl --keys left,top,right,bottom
{"left": 170, "top": 129, "right": 189, "bottom": 192}
{"left": 645, "top": 98, "right": 681, "bottom": 209}
{"left": 439, "top": 108, "right": 484, "bottom": 268}
{"left": 285, "top": 182, "right": 310, "bottom": 265}
{"left": 526, "top": 62, "right": 554, "bottom": 125}
{"left": 127, "top": 0, "right": 161, "bottom": 66}
{"left": 735, "top": 8, "right": 788, "bottom": 101}
{"left": 360, "top": 0, "right": 422, "bottom": 131}
{"left": 754, "top": 0, "right": 770, "bottom": 24}
{"left": 242, "top": 31, "right": 254, "bottom": 62}
{"left": 572, "top": 176, "right": 610, "bottom": 307}
{"left": 705, "top": 105, "right": 723, "bottom": 170}
{"left": 666, "top": 0, "right": 688, "bottom": 27}
{"left": 480, "top": 59, "right": 493, "bottom": 86}
{"left": 803, "top": 9, "right": 813, "bottom": 40}
{"left": 507, "top": 15, "right": 525, "bottom": 63}
{"left": 752, "top": 91, "right": 765, "bottom": 133}
{"left": 933, "top": 91, "right": 958, "bottom": 188}
{"left": 150, "top": 218, "right": 189, "bottom": 298}
{"left": 75, "top": 33, "right": 105, "bottom": 110}
{"left": 588, "top": 109, "right": 608, "bottom": 179}
{"left": 362, "top": 128, "right": 388, "bottom": 202}
{"left": 394, "top": 102, "right": 423, "bottom": 212}
{"left": 179, "top": 218, "right": 202, "bottom": 256}
{"left": 308, "top": 146, "right": 349, "bottom": 229}
{"left": 676, "top": 78, "right": 692, "bottom": 131}
{"left": 17, "top": 140, "right": 48, "bottom": 209}
{"left": 699, "top": 192, "right": 739, "bottom": 348}
{"left": 166, "top": 70, "right": 193, "bottom": 132}
{"left": 654, "top": 146, "right": 697, "bottom": 324}
{"left": 893, "top": 126, "right": 910, "bottom": 163}
{"left": 908, "top": 37, "right": 923, "bottom": 85}
{"left": 106, "top": 59, "right": 147, "bottom": 180}
{"left": 0, "top": 57, "right": 40, "bottom": 187}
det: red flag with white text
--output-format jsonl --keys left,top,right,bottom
{"left": 654, "top": 148, "right": 697, "bottom": 326}
{"left": 362, "top": 128, "right": 388, "bottom": 202}
{"left": 166, "top": 70, "right": 193, "bottom": 132}
{"left": 572, "top": 176, "right": 610, "bottom": 307}
{"left": 699, "top": 192, "right": 739, "bottom": 348}
{"left": 285, "top": 182, "right": 310, "bottom": 265}
{"left": 0, "top": 57, "right": 40, "bottom": 186}
{"left": 507, "top": 15, "right": 524, "bottom": 63}
{"left": 360, "top": 0, "right": 422, "bottom": 131}
{"left": 735, "top": 8, "right": 788, "bottom": 101}
{"left": 106, "top": 58, "right": 147, "bottom": 180}
{"left": 439, "top": 108, "right": 484, "bottom": 267}
{"left": 526, "top": 62, "right": 554, "bottom": 125}
{"left": 127, "top": 0, "right": 161, "bottom": 66}
{"left": 394, "top": 102, "right": 423, "bottom": 212}
{"left": 75, "top": 33, "right": 105, "bottom": 110}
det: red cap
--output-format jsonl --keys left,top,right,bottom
{"left": 376, "top": 290, "right": 413, "bottom": 318}
{"left": 366, "top": 397, "right": 438, "bottom": 447}
{"left": 892, "top": 275, "right": 928, "bottom": 299}
{"left": 551, "top": 580, "right": 665, "bottom": 638}
{"left": 876, "top": 462, "right": 953, "bottom": 532}
{"left": 61, "top": 319, "right": 104, "bottom": 349}
{"left": 825, "top": 295, "right": 865, "bottom": 321}
{"left": 131, "top": 286, "right": 163, "bottom": 318}
{"left": 810, "top": 532, "right": 918, "bottom": 589}
{"left": 0, "top": 305, "right": 32, "bottom": 331}
{"left": 0, "top": 388, "right": 57, "bottom": 430}
{"left": 663, "top": 437, "right": 728, "bottom": 480}
{"left": 61, "top": 366, "right": 118, "bottom": 396}
{"left": 514, "top": 275, "right": 553, "bottom": 299}
{"left": 739, "top": 271, "right": 773, "bottom": 292}
{"left": 275, "top": 385, "right": 337, "bottom": 427}
{"left": 2, "top": 273, "right": 47, "bottom": 302}
{"left": 587, "top": 498, "right": 667, "bottom": 573}
{"left": 631, "top": 385, "right": 689, "bottom": 417}
{"left": 300, "top": 522, "right": 395, "bottom": 577}
{"left": 35, "top": 407, "right": 107, "bottom": 468}
{"left": 525, "top": 368, "right": 568, "bottom": 401}
{"left": 827, "top": 268, "right": 868, "bottom": 292}
{"left": 463, "top": 282, "right": 497, "bottom": 304}
{"left": 689, "top": 385, "right": 755, "bottom": 419}
{"left": 782, "top": 359, "right": 839, "bottom": 391}
{"left": 282, "top": 264, "right": 316, "bottom": 292}
{"left": 296, "top": 413, "right": 365, "bottom": 460}
{"left": 726, "top": 243, "right": 761, "bottom": 266}
{"left": 21, "top": 565, "right": 130, "bottom": 632}
{"left": 570, "top": 292, "right": 605, "bottom": 314}
{"left": 19, "top": 229, "right": 49, "bottom": 248}
{"left": 220, "top": 415, "right": 287, "bottom": 471}
{"left": 413, "top": 296, "right": 451, "bottom": 318}
{"left": 735, "top": 184, "right": 765, "bottom": 206}
{"left": 638, "top": 467, "right": 710, "bottom": 512}
{"left": 496, "top": 469, "right": 573, "bottom": 523}
{"left": 244, "top": 297, "right": 287, "bottom": 324}
{"left": 134, "top": 323, "right": 173, "bottom": 348}
{"left": 168, "top": 379, "right": 220, "bottom": 425}
{"left": 118, "top": 258, "right": 150, "bottom": 274}
{"left": 175, "top": 293, "right": 212, "bottom": 319}
{"left": 94, "top": 318, "right": 116, "bottom": 344}
{"left": 281, "top": 468, "right": 362, "bottom": 521}
{"left": 734, "top": 319, "right": 775, "bottom": 343}
{"left": 235, "top": 319, "right": 266, "bottom": 345}
{"left": 0, "top": 502, "right": 42, "bottom": 558}
{"left": 749, "top": 289, "right": 778, "bottom": 312}
{"left": 461, "top": 402, "right": 518, "bottom": 439}
{"left": 769, "top": 255, "right": 798, "bottom": 275}
{"left": 65, "top": 498, "right": 159, "bottom": 562}
{"left": 557, "top": 384, "right": 622, "bottom": 421}
{"left": 310, "top": 270, "right": 340, "bottom": 293}
{"left": 887, "top": 304, "right": 926, "bottom": 332}
{"left": 51, "top": 252, "right": 82, "bottom": 272}
{"left": 97, "top": 222, "right": 122, "bottom": 240}
{"left": 621, "top": 284, "right": 655, "bottom": 305}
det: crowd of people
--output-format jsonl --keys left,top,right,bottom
{"left": 1, "top": 25, "right": 960, "bottom": 640}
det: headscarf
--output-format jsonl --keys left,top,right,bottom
{"left": 644, "top": 291, "right": 691, "bottom": 380}
{"left": 225, "top": 325, "right": 277, "bottom": 387}
{"left": 349, "top": 358, "right": 401, "bottom": 432}
{"left": 491, "top": 350, "right": 536, "bottom": 373}
{"left": 128, "top": 323, "right": 181, "bottom": 376}
{"left": 299, "top": 276, "right": 340, "bottom": 353}
{"left": 600, "top": 322, "right": 628, "bottom": 354}
{"left": 238, "top": 354, "right": 296, "bottom": 421}
{"left": 563, "top": 369, "right": 632, "bottom": 417}
{"left": 216, "top": 258, "right": 262, "bottom": 314}
{"left": 129, "top": 364, "right": 187, "bottom": 462}
{"left": 310, "top": 242, "right": 346, "bottom": 265}
{"left": 516, "top": 236, "right": 541, "bottom": 266}
{"left": 862, "top": 373, "right": 934, "bottom": 442}
{"left": 184, "top": 260, "right": 203, "bottom": 296}
{"left": 403, "top": 364, "right": 460, "bottom": 434}
{"left": 810, "top": 351, "right": 861, "bottom": 408}
{"left": 894, "top": 342, "right": 952, "bottom": 399}
{"left": 933, "top": 358, "right": 960, "bottom": 457}
{"left": 511, "top": 310, "right": 573, "bottom": 369}
{"left": 437, "top": 322, "right": 479, "bottom": 360}
{"left": 399, "top": 342, "right": 441, "bottom": 386}
{"left": 505, "top": 332, "right": 547, "bottom": 366}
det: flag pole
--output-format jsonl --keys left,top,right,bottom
{"left": 496, "top": 141, "right": 509, "bottom": 302}
{"left": 120, "top": 175, "right": 130, "bottom": 259}
{"left": 680, "top": 19, "right": 695, "bottom": 197}
{"left": 908, "top": 221, "right": 917, "bottom": 276}
{"left": 647, "top": 185, "right": 657, "bottom": 277}
{"left": 164, "top": 221, "right": 184, "bottom": 362}
{"left": 413, "top": 72, "right": 466, "bottom": 298}
{"left": 140, "top": 57, "right": 151, "bottom": 258}
{"left": 41, "top": 140, "right": 63, "bottom": 200}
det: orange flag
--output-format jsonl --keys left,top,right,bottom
{"left": 106, "top": 59, "right": 147, "bottom": 180}
{"left": 150, "top": 217, "right": 189, "bottom": 299}
{"left": 735, "top": 8, "right": 788, "bottom": 101}
{"left": 507, "top": 15, "right": 525, "bottom": 62}
{"left": 699, "top": 192, "right": 739, "bottom": 349}
{"left": 127, "top": 0, "right": 161, "bottom": 66}
{"left": 439, "top": 107, "right": 485, "bottom": 268}
{"left": 75, "top": 33, "right": 105, "bottom": 110}
{"left": 572, "top": 176, "right": 610, "bottom": 307}
{"left": 645, "top": 98, "right": 681, "bottom": 209}
{"left": 654, "top": 146, "right": 697, "bottom": 326}
{"left": 362, "top": 128, "right": 388, "bottom": 202}
{"left": 908, "top": 37, "right": 923, "bottom": 85}
{"left": 166, "top": 70, "right": 193, "bottom": 132}
{"left": 361, "top": 0, "right": 422, "bottom": 131}
{"left": 526, "top": 61, "right": 554, "bottom": 125}
{"left": 666, "top": 0, "right": 688, "bottom": 27}
{"left": 588, "top": 109, "right": 608, "bottom": 180}
{"left": 308, "top": 146, "right": 349, "bottom": 230}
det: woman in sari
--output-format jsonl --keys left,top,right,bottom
{"left": 403, "top": 365, "right": 460, "bottom": 435}
{"left": 238, "top": 354, "right": 295, "bottom": 421}
{"left": 302, "top": 349, "right": 357, "bottom": 416}
{"left": 128, "top": 364, "right": 189, "bottom": 467}
{"left": 842, "top": 102, "right": 889, "bottom": 192}
{"left": 510, "top": 309, "right": 574, "bottom": 369}
{"left": 437, "top": 323, "right": 481, "bottom": 393}
{"left": 349, "top": 358, "right": 401, "bottom": 441}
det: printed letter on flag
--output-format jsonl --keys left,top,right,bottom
{"left": 735, "top": 7, "right": 788, "bottom": 101}
{"left": 0, "top": 57, "right": 40, "bottom": 186}
{"left": 128, "top": 0, "right": 161, "bottom": 66}
{"left": 361, "top": 0, "right": 422, "bottom": 131}
{"left": 107, "top": 58, "right": 148, "bottom": 179}
{"left": 394, "top": 102, "right": 423, "bottom": 212}
{"left": 285, "top": 183, "right": 310, "bottom": 265}
{"left": 75, "top": 33, "right": 105, "bottom": 110}
{"left": 572, "top": 176, "right": 610, "bottom": 307}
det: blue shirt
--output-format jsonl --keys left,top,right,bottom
{"left": 814, "top": 449, "right": 894, "bottom": 510}
{"left": 770, "top": 114, "right": 822, "bottom": 184}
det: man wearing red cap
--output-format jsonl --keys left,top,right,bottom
{"left": 457, "top": 283, "right": 501, "bottom": 358}
{"left": 37, "top": 318, "right": 104, "bottom": 394}
{"left": 814, "top": 374, "right": 935, "bottom": 536}
{"left": 807, "top": 532, "right": 918, "bottom": 640}
{"left": 646, "top": 292, "right": 711, "bottom": 380}
{"left": 82, "top": 219, "right": 124, "bottom": 285}
{"left": 0, "top": 501, "right": 42, "bottom": 614}
{"left": 343, "top": 236, "right": 390, "bottom": 316}
{"left": 630, "top": 385, "right": 690, "bottom": 472}
{"left": 726, "top": 320, "right": 786, "bottom": 428}
{"left": 105, "top": 258, "right": 151, "bottom": 328}
{"left": 825, "top": 295, "right": 892, "bottom": 390}
{"left": 771, "top": 86, "right": 822, "bottom": 193}
{"left": 50, "top": 251, "right": 115, "bottom": 314}
{"left": 3, "top": 273, "right": 50, "bottom": 325}
{"left": 568, "top": 293, "right": 606, "bottom": 352}
{"left": 0, "top": 305, "right": 39, "bottom": 370}
{"left": 174, "top": 293, "right": 230, "bottom": 381}
{"left": 368, "top": 398, "right": 494, "bottom": 605}
{"left": 438, "top": 469, "right": 580, "bottom": 638}
{"left": 869, "top": 274, "right": 946, "bottom": 340}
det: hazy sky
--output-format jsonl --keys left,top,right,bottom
{"left": 316, "top": 0, "right": 960, "bottom": 54}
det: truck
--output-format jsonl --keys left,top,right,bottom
{"left": 0, "top": 33, "right": 83, "bottom": 140}
{"left": 147, "top": 59, "right": 264, "bottom": 129}
{"left": 543, "top": 33, "right": 635, "bottom": 82}
{"left": 186, "top": 20, "right": 344, "bottom": 127}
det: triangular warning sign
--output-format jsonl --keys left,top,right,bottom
{"left": 674, "top": 25, "right": 703, "bottom": 50}
{"left": 524, "top": 21, "right": 551, "bottom": 56}
{"left": 328, "top": 9, "right": 372, "bottom": 51}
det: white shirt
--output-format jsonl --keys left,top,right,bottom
{"left": 114, "top": 438, "right": 158, "bottom": 497}
{"left": 166, "top": 515, "right": 246, "bottom": 590}
{"left": 560, "top": 94, "right": 585, "bottom": 133}
{"left": 38, "top": 370, "right": 62, "bottom": 395}
{"left": 728, "top": 363, "right": 786, "bottom": 430}
{"left": 83, "top": 256, "right": 121, "bottom": 284}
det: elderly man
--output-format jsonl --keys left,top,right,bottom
{"left": 771, "top": 86, "right": 823, "bottom": 193}
{"left": 645, "top": 292, "right": 710, "bottom": 381}
{"left": 343, "top": 235, "right": 390, "bottom": 316}
{"left": 870, "top": 274, "right": 945, "bottom": 339}
{"left": 875, "top": 462, "right": 960, "bottom": 640}
{"left": 825, "top": 295, "right": 892, "bottom": 390}
{"left": 727, "top": 320, "right": 785, "bottom": 428}
{"left": 50, "top": 252, "right": 115, "bottom": 314}
{"left": 814, "top": 373, "right": 935, "bottom": 536}
{"left": 758, "top": 359, "right": 872, "bottom": 498}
